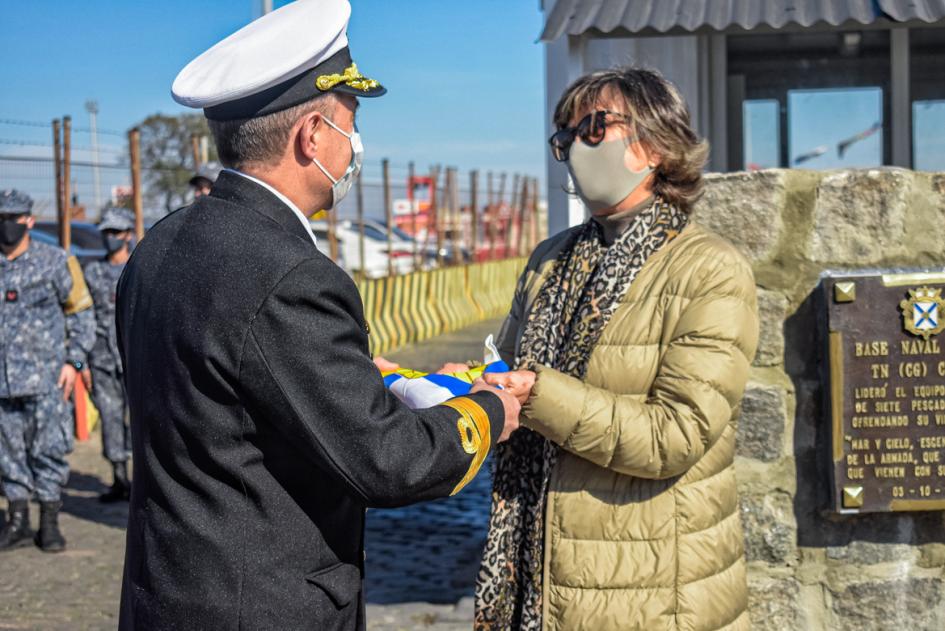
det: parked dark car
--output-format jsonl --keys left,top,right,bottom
{"left": 32, "top": 222, "right": 107, "bottom": 264}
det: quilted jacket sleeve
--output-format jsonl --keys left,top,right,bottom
{"left": 522, "top": 255, "right": 759, "bottom": 480}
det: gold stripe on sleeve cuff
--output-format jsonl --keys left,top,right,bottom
{"left": 442, "top": 397, "right": 492, "bottom": 496}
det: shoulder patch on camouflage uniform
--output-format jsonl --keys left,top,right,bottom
{"left": 64, "top": 256, "right": 94, "bottom": 315}
{"left": 442, "top": 397, "right": 491, "bottom": 496}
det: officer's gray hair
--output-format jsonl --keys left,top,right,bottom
{"left": 208, "top": 94, "right": 337, "bottom": 170}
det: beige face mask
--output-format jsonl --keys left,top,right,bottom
{"left": 566, "top": 136, "right": 652, "bottom": 212}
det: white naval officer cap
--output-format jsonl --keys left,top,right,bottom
{"left": 171, "top": 0, "right": 385, "bottom": 122}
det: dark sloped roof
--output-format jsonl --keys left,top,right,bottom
{"left": 540, "top": 0, "right": 945, "bottom": 41}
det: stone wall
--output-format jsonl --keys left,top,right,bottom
{"left": 691, "top": 168, "right": 945, "bottom": 631}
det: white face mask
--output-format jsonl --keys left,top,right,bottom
{"left": 312, "top": 116, "right": 363, "bottom": 210}
{"left": 566, "top": 135, "right": 652, "bottom": 213}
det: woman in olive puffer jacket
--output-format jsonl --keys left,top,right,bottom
{"left": 474, "top": 67, "right": 759, "bottom": 631}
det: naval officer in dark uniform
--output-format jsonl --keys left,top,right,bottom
{"left": 116, "top": 1, "right": 520, "bottom": 629}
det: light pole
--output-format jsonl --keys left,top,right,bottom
{"left": 85, "top": 100, "right": 102, "bottom": 215}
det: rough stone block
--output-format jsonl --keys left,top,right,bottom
{"left": 747, "top": 573, "right": 802, "bottom": 631}
{"left": 737, "top": 381, "right": 789, "bottom": 461}
{"left": 825, "top": 541, "right": 918, "bottom": 565}
{"left": 740, "top": 491, "right": 798, "bottom": 564}
{"left": 825, "top": 513, "right": 922, "bottom": 565}
{"left": 829, "top": 576, "right": 945, "bottom": 630}
{"left": 694, "top": 170, "right": 788, "bottom": 264}
{"left": 754, "top": 289, "right": 788, "bottom": 367}
{"left": 808, "top": 168, "right": 912, "bottom": 265}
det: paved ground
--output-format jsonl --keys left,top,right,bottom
{"left": 0, "top": 318, "right": 505, "bottom": 631}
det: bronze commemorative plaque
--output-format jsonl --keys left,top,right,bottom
{"left": 824, "top": 270, "right": 945, "bottom": 513}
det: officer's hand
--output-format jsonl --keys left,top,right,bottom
{"left": 435, "top": 362, "right": 470, "bottom": 375}
{"left": 81, "top": 368, "right": 93, "bottom": 392}
{"left": 58, "top": 364, "right": 79, "bottom": 401}
{"left": 483, "top": 370, "right": 536, "bottom": 405}
{"left": 373, "top": 356, "right": 400, "bottom": 372}
{"left": 470, "top": 378, "right": 521, "bottom": 443}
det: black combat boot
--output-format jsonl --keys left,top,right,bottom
{"left": 0, "top": 500, "right": 33, "bottom": 551}
{"left": 99, "top": 460, "right": 131, "bottom": 503}
{"left": 35, "top": 500, "right": 66, "bottom": 553}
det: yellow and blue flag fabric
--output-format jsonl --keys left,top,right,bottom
{"left": 382, "top": 335, "right": 509, "bottom": 409}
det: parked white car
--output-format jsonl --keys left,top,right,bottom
{"left": 310, "top": 219, "right": 419, "bottom": 278}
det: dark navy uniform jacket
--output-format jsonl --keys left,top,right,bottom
{"left": 116, "top": 171, "right": 503, "bottom": 631}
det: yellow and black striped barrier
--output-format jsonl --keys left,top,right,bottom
{"left": 358, "top": 258, "right": 527, "bottom": 356}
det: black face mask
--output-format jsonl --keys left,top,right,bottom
{"left": 0, "top": 219, "right": 27, "bottom": 248}
{"left": 105, "top": 235, "right": 128, "bottom": 254}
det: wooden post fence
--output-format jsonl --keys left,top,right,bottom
{"left": 60, "top": 116, "right": 72, "bottom": 249}
{"left": 128, "top": 128, "right": 144, "bottom": 241}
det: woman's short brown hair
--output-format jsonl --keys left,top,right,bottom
{"left": 554, "top": 66, "right": 708, "bottom": 212}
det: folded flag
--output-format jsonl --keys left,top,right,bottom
{"left": 382, "top": 335, "right": 509, "bottom": 409}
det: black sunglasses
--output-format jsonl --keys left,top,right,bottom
{"left": 548, "top": 110, "right": 634, "bottom": 162}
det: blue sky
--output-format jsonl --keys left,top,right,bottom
{"left": 0, "top": 0, "right": 547, "bottom": 181}
{"left": 4, "top": 2, "right": 942, "bottom": 215}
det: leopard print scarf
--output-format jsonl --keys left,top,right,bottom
{"left": 474, "top": 197, "right": 687, "bottom": 630}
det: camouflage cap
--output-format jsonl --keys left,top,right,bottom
{"left": 0, "top": 189, "right": 34, "bottom": 215}
{"left": 98, "top": 206, "right": 136, "bottom": 233}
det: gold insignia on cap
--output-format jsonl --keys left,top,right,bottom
{"left": 315, "top": 62, "right": 380, "bottom": 92}
{"left": 442, "top": 397, "right": 491, "bottom": 495}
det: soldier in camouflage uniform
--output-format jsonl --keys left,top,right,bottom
{"left": 83, "top": 206, "right": 134, "bottom": 502}
{"left": 0, "top": 190, "right": 95, "bottom": 553}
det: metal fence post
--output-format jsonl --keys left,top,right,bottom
{"left": 432, "top": 166, "right": 443, "bottom": 268}
{"left": 409, "top": 161, "right": 419, "bottom": 271}
{"left": 506, "top": 174, "right": 520, "bottom": 259}
{"left": 517, "top": 176, "right": 529, "bottom": 257}
{"left": 327, "top": 202, "right": 339, "bottom": 263}
{"left": 356, "top": 173, "right": 366, "bottom": 278}
{"left": 470, "top": 170, "right": 479, "bottom": 263}
{"left": 383, "top": 158, "right": 394, "bottom": 277}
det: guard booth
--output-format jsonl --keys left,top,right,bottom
{"left": 539, "top": 0, "right": 945, "bottom": 234}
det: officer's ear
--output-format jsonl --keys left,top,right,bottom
{"left": 298, "top": 110, "right": 322, "bottom": 162}
{"left": 297, "top": 93, "right": 340, "bottom": 162}
{"left": 24, "top": 215, "right": 35, "bottom": 230}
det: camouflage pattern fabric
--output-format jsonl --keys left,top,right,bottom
{"left": 0, "top": 239, "right": 95, "bottom": 398}
{"left": 83, "top": 260, "right": 124, "bottom": 373}
{"left": 0, "top": 392, "right": 73, "bottom": 501}
{"left": 0, "top": 237, "right": 94, "bottom": 501}
{"left": 90, "top": 366, "right": 130, "bottom": 464}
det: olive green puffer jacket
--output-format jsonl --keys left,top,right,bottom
{"left": 496, "top": 221, "right": 759, "bottom": 631}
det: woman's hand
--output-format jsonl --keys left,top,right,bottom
{"left": 483, "top": 370, "right": 536, "bottom": 405}
{"left": 435, "top": 362, "right": 470, "bottom": 375}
